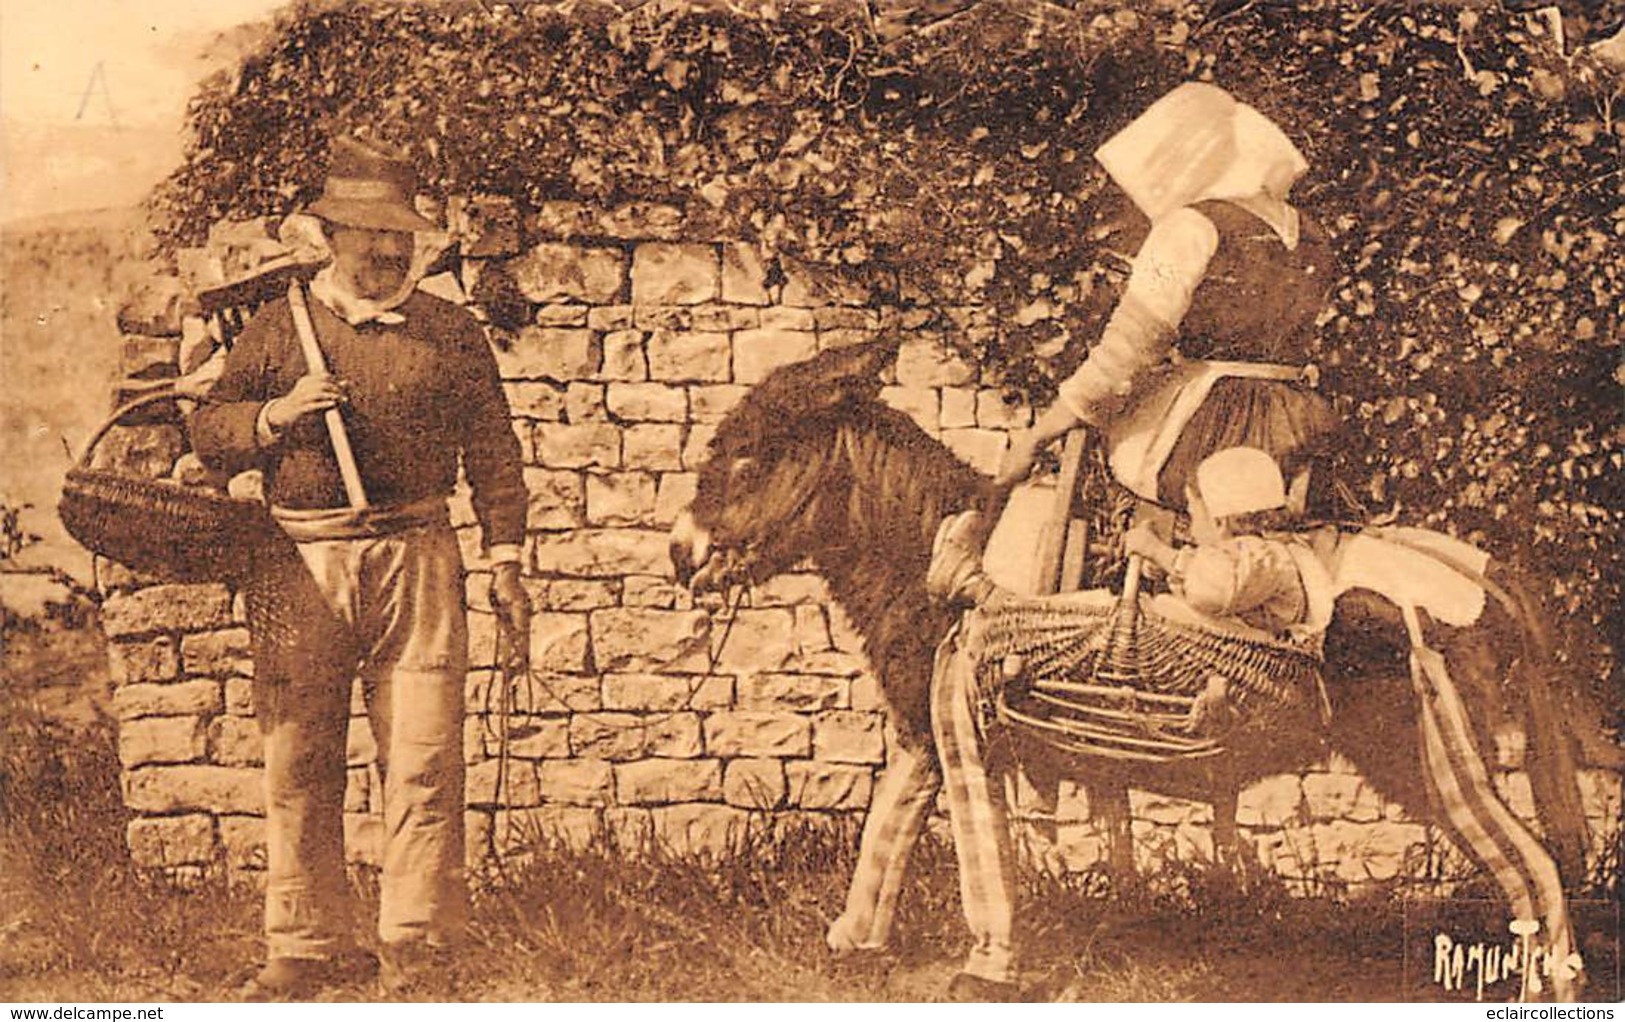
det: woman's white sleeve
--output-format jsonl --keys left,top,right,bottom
{"left": 1057, "top": 207, "right": 1219, "bottom": 424}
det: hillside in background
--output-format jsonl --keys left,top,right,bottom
{"left": 1, "top": 123, "right": 183, "bottom": 224}
{"left": 1, "top": 207, "right": 156, "bottom": 590}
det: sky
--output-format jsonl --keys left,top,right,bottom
{"left": 0, "top": 0, "right": 290, "bottom": 220}
{"left": 1, "top": 0, "right": 287, "bottom": 126}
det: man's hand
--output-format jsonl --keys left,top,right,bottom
{"left": 264, "top": 372, "right": 346, "bottom": 431}
{"left": 491, "top": 562, "right": 532, "bottom": 673}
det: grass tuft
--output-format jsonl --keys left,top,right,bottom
{"left": 3, "top": 661, "right": 1616, "bottom": 1001}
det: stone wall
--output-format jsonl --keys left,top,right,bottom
{"left": 99, "top": 206, "right": 1622, "bottom": 886}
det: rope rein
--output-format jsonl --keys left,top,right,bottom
{"left": 481, "top": 585, "right": 748, "bottom": 867}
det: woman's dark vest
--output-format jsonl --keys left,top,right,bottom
{"left": 1177, "top": 199, "right": 1336, "bottom": 364}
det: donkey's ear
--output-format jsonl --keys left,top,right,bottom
{"left": 866, "top": 334, "right": 904, "bottom": 372}
{"left": 755, "top": 336, "right": 901, "bottom": 418}
{"left": 797, "top": 337, "right": 897, "bottom": 398}
{"left": 835, "top": 335, "right": 902, "bottom": 395}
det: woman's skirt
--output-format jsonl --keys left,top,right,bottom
{"left": 1158, "top": 376, "right": 1340, "bottom": 511}
{"left": 1103, "top": 360, "right": 1342, "bottom": 514}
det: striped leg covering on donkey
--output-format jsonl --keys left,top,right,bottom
{"left": 825, "top": 623, "right": 1023, "bottom": 998}
{"left": 1403, "top": 604, "right": 1584, "bottom": 1001}
{"left": 931, "top": 620, "right": 1020, "bottom": 994}
{"left": 826, "top": 741, "right": 943, "bottom": 952}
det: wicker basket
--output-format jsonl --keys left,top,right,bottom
{"left": 59, "top": 391, "right": 274, "bottom": 583}
{"left": 977, "top": 581, "right": 1327, "bottom": 763}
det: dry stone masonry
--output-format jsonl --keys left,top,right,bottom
{"left": 100, "top": 205, "right": 1622, "bottom": 888}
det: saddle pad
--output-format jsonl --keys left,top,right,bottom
{"left": 1331, "top": 528, "right": 1488, "bottom": 628}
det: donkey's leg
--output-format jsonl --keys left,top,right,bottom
{"left": 1211, "top": 777, "right": 1241, "bottom": 872}
{"left": 932, "top": 628, "right": 1019, "bottom": 992}
{"left": 1204, "top": 767, "right": 1264, "bottom": 897}
{"left": 1095, "top": 782, "right": 1136, "bottom": 883}
{"left": 1204, "top": 755, "right": 1254, "bottom": 879}
{"left": 1410, "top": 642, "right": 1583, "bottom": 1001}
{"left": 827, "top": 738, "right": 942, "bottom": 952}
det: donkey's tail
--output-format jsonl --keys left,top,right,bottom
{"left": 1494, "top": 564, "right": 1616, "bottom": 886}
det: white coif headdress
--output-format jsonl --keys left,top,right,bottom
{"left": 1094, "top": 82, "right": 1309, "bottom": 249}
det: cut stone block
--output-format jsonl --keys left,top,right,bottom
{"left": 127, "top": 814, "right": 217, "bottom": 868}
{"left": 510, "top": 244, "right": 626, "bottom": 304}
{"left": 615, "top": 759, "right": 723, "bottom": 805}
{"left": 123, "top": 765, "right": 263, "bottom": 814}
{"left": 632, "top": 244, "right": 719, "bottom": 305}
{"left": 703, "top": 712, "right": 811, "bottom": 758}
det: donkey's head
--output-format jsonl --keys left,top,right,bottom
{"left": 670, "top": 338, "right": 910, "bottom": 592}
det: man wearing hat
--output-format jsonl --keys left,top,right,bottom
{"left": 192, "top": 136, "right": 531, "bottom": 999}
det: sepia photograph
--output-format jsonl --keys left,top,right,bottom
{"left": 1, "top": 0, "right": 1621, "bottom": 1006}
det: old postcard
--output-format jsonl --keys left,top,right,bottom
{"left": 2, "top": 0, "right": 1620, "bottom": 1006}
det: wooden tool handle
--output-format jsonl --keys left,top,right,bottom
{"left": 1035, "top": 428, "right": 1090, "bottom": 596}
{"left": 287, "top": 283, "right": 369, "bottom": 510}
{"left": 1098, "top": 553, "right": 1144, "bottom": 685}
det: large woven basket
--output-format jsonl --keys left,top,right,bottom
{"left": 976, "top": 583, "right": 1327, "bottom": 763}
{"left": 60, "top": 391, "right": 274, "bottom": 583}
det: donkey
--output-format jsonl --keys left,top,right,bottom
{"left": 669, "top": 337, "right": 1613, "bottom": 997}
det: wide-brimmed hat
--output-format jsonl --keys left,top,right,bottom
{"left": 308, "top": 136, "right": 437, "bottom": 233}
{"left": 1195, "top": 446, "right": 1288, "bottom": 520}
{"left": 1095, "top": 82, "right": 1308, "bottom": 248}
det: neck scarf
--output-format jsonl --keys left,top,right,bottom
{"left": 309, "top": 265, "right": 412, "bottom": 326}
{"left": 284, "top": 214, "right": 453, "bottom": 326}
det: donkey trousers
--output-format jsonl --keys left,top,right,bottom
{"left": 1404, "top": 622, "right": 1581, "bottom": 999}
{"left": 931, "top": 621, "right": 1019, "bottom": 984}
{"left": 826, "top": 740, "right": 942, "bottom": 952}
{"left": 247, "top": 523, "right": 468, "bottom": 960}
{"left": 828, "top": 626, "right": 1017, "bottom": 980}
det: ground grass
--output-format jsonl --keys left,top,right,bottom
{"left": 2, "top": 622, "right": 1618, "bottom": 1003}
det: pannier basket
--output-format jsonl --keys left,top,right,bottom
{"left": 976, "top": 586, "right": 1328, "bottom": 763}
{"left": 59, "top": 390, "right": 274, "bottom": 583}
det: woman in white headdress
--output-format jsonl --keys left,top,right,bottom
{"left": 901, "top": 83, "right": 1347, "bottom": 1000}
{"left": 886, "top": 85, "right": 1591, "bottom": 1004}
{"left": 1000, "top": 80, "right": 1340, "bottom": 515}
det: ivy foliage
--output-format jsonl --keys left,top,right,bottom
{"left": 153, "top": 0, "right": 1622, "bottom": 658}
